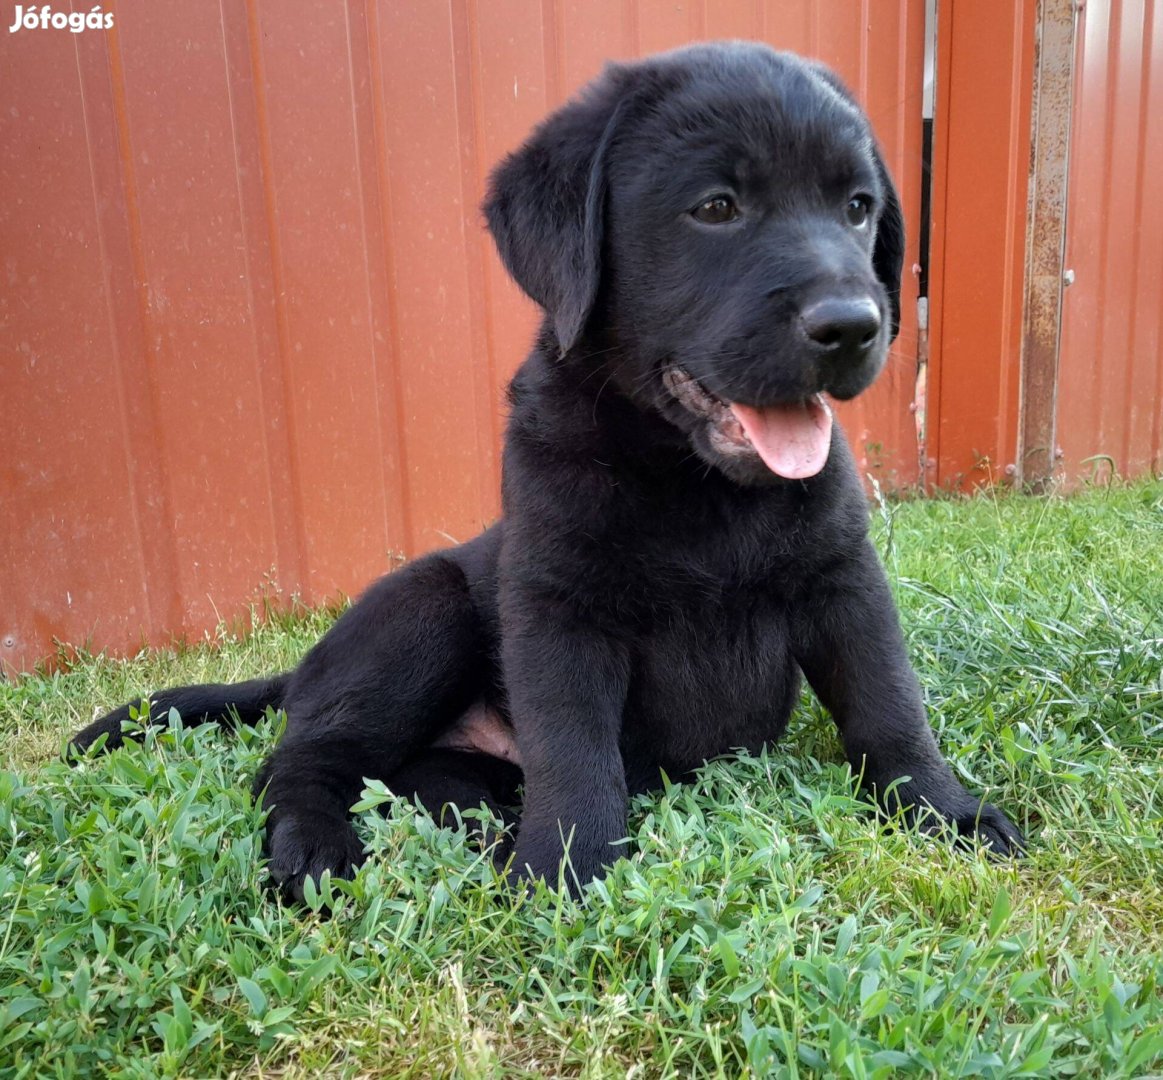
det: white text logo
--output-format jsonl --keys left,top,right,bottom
{"left": 9, "top": 6, "right": 114, "bottom": 33}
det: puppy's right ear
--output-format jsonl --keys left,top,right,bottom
{"left": 484, "top": 71, "right": 628, "bottom": 355}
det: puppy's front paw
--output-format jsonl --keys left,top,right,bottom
{"left": 950, "top": 800, "right": 1026, "bottom": 857}
{"left": 903, "top": 793, "right": 1026, "bottom": 858}
{"left": 875, "top": 773, "right": 1026, "bottom": 858}
{"left": 264, "top": 813, "right": 365, "bottom": 903}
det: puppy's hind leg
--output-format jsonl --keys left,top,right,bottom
{"left": 390, "top": 748, "right": 523, "bottom": 866}
{"left": 257, "top": 534, "right": 499, "bottom": 902}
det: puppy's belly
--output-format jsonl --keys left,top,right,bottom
{"left": 432, "top": 702, "right": 523, "bottom": 767}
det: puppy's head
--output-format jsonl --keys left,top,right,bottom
{"left": 484, "top": 42, "right": 905, "bottom": 485}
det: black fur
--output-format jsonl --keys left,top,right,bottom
{"left": 72, "top": 43, "right": 1023, "bottom": 900}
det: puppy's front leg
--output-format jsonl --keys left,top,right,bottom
{"left": 792, "top": 540, "right": 1024, "bottom": 855}
{"left": 502, "top": 592, "right": 631, "bottom": 893}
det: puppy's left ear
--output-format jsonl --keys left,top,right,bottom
{"left": 872, "top": 152, "right": 905, "bottom": 342}
{"left": 483, "top": 70, "right": 629, "bottom": 355}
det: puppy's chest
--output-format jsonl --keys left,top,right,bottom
{"left": 599, "top": 504, "right": 805, "bottom": 777}
{"left": 604, "top": 509, "right": 807, "bottom": 615}
{"left": 620, "top": 596, "right": 799, "bottom": 783}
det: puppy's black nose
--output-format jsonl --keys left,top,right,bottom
{"left": 799, "top": 297, "right": 881, "bottom": 355}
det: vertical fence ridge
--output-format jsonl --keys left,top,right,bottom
{"left": 105, "top": 18, "right": 185, "bottom": 634}
{"left": 342, "top": 0, "right": 396, "bottom": 561}
{"left": 242, "top": 0, "right": 312, "bottom": 598}
{"left": 366, "top": 0, "right": 416, "bottom": 558}
{"left": 219, "top": 0, "right": 304, "bottom": 602}
{"left": 451, "top": 0, "right": 502, "bottom": 529}
{"left": 73, "top": 28, "right": 155, "bottom": 640}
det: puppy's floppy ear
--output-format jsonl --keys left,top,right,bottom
{"left": 484, "top": 70, "right": 628, "bottom": 355}
{"left": 871, "top": 151, "right": 905, "bottom": 342}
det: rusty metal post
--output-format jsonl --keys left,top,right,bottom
{"left": 1019, "top": 0, "right": 1079, "bottom": 490}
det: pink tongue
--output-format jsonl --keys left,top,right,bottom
{"left": 729, "top": 397, "right": 834, "bottom": 479}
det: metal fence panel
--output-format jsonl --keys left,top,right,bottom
{"left": 1056, "top": 0, "right": 1163, "bottom": 482}
{"left": 0, "top": 1, "right": 924, "bottom": 673}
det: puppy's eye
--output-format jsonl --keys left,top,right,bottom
{"left": 692, "top": 195, "right": 738, "bottom": 224}
{"left": 846, "top": 195, "right": 872, "bottom": 229}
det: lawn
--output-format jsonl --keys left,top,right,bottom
{"left": 1, "top": 481, "right": 1161, "bottom": 1078}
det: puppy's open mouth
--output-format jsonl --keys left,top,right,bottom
{"left": 663, "top": 367, "right": 834, "bottom": 479}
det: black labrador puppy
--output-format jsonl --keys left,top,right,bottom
{"left": 73, "top": 42, "right": 1024, "bottom": 899}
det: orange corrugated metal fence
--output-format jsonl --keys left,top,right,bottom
{"left": 4, "top": 1, "right": 1161, "bottom": 675}
{"left": 1056, "top": 0, "right": 1163, "bottom": 481}
{"left": 925, "top": 0, "right": 1035, "bottom": 489}
{"left": 0, "top": 1, "right": 926, "bottom": 674}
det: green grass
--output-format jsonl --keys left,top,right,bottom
{"left": 1, "top": 480, "right": 1161, "bottom": 1078}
